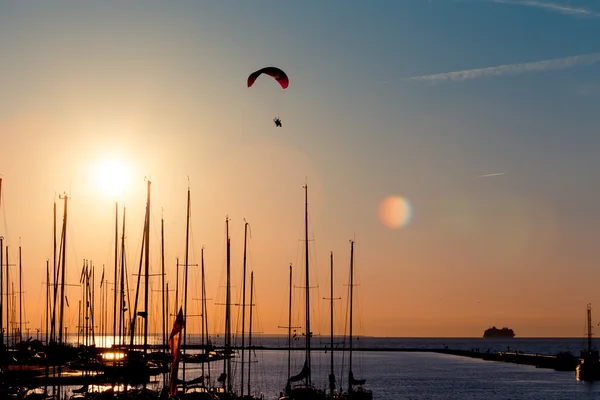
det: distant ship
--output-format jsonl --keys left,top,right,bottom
{"left": 483, "top": 326, "right": 515, "bottom": 338}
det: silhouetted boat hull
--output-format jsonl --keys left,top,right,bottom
{"left": 576, "top": 305, "right": 600, "bottom": 381}
{"left": 577, "top": 350, "right": 600, "bottom": 382}
{"left": 279, "top": 385, "right": 327, "bottom": 400}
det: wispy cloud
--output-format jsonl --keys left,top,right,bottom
{"left": 491, "top": 0, "right": 600, "bottom": 17}
{"left": 407, "top": 53, "right": 600, "bottom": 83}
{"left": 478, "top": 172, "right": 506, "bottom": 178}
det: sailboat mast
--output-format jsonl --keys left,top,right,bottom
{"left": 11, "top": 281, "right": 14, "bottom": 347}
{"left": 89, "top": 262, "right": 91, "bottom": 346}
{"left": 130, "top": 184, "right": 149, "bottom": 357}
{"left": 87, "top": 261, "right": 90, "bottom": 346}
{"left": 0, "top": 236, "right": 3, "bottom": 353}
{"left": 247, "top": 271, "right": 254, "bottom": 395}
{"left": 166, "top": 282, "right": 169, "bottom": 346}
{"left": 143, "top": 180, "right": 151, "bottom": 361}
{"left": 119, "top": 208, "right": 127, "bottom": 345}
{"left": 113, "top": 202, "right": 118, "bottom": 347}
{"left": 58, "top": 194, "right": 68, "bottom": 346}
{"left": 304, "top": 184, "right": 311, "bottom": 386}
{"left": 18, "top": 245, "right": 22, "bottom": 344}
{"left": 77, "top": 300, "right": 81, "bottom": 347}
{"left": 45, "top": 259, "right": 49, "bottom": 346}
{"left": 175, "top": 257, "right": 179, "bottom": 322}
{"left": 588, "top": 304, "right": 593, "bottom": 352}
{"left": 90, "top": 263, "right": 95, "bottom": 346}
{"left": 50, "top": 201, "right": 56, "bottom": 345}
{"left": 105, "top": 268, "right": 108, "bottom": 346}
{"left": 101, "top": 265, "right": 105, "bottom": 347}
{"left": 330, "top": 251, "right": 334, "bottom": 374}
{"left": 348, "top": 239, "right": 354, "bottom": 393}
{"left": 161, "top": 215, "right": 166, "bottom": 350}
{"left": 287, "top": 264, "right": 292, "bottom": 380}
{"left": 224, "top": 217, "right": 232, "bottom": 392}
{"left": 85, "top": 261, "right": 89, "bottom": 347}
{"left": 5, "top": 247, "right": 9, "bottom": 347}
{"left": 91, "top": 262, "right": 96, "bottom": 347}
{"left": 0, "top": 180, "right": 2, "bottom": 352}
{"left": 183, "top": 186, "right": 191, "bottom": 388}
{"left": 240, "top": 221, "right": 249, "bottom": 396}
{"left": 42, "top": 259, "right": 49, "bottom": 394}
{"left": 329, "top": 251, "right": 335, "bottom": 397}
{"left": 105, "top": 265, "right": 108, "bottom": 347}
{"left": 49, "top": 200, "right": 57, "bottom": 396}
{"left": 57, "top": 193, "right": 68, "bottom": 398}
{"left": 201, "top": 247, "right": 211, "bottom": 384}
{"left": 201, "top": 247, "right": 206, "bottom": 378}
{"left": 89, "top": 263, "right": 92, "bottom": 346}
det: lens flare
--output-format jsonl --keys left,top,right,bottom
{"left": 379, "top": 196, "right": 412, "bottom": 229}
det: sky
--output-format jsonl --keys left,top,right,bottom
{"left": 1, "top": 0, "right": 600, "bottom": 339}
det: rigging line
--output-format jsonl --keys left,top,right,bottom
{"left": 189, "top": 215, "right": 198, "bottom": 265}
{"left": 1, "top": 189, "right": 11, "bottom": 246}
{"left": 102, "top": 220, "right": 117, "bottom": 273}
{"left": 150, "top": 206, "right": 160, "bottom": 245}
{"left": 186, "top": 174, "right": 196, "bottom": 264}
{"left": 66, "top": 215, "right": 83, "bottom": 285}
{"left": 307, "top": 211, "right": 323, "bottom": 336}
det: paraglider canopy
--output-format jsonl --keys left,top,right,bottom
{"left": 247, "top": 67, "right": 289, "bottom": 89}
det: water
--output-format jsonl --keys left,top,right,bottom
{"left": 180, "top": 347, "right": 600, "bottom": 399}
{"left": 63, "top": 336, "right": 600, "bottom": 399}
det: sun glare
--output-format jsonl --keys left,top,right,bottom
{"left": 94, "top": 159, "right": 131, "bottom": 198}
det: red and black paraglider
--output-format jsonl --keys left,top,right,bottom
{"left": 247, "top": 67, "right": 289, "bottom": 127}
{"left": 247, "top": 67, "right": 289, "bottom": 89}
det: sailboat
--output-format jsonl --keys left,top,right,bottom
{"left": 209, "top": 217, "right": 237, "bottom": 400}
{"left": 280, "top": 184, "right": 327, "bottom": 400}
{"left": 325, "top": 252, "right": 340, "bottom": 399}
{"left": 183, "top": 253, "right": 219, "bottom": 400}
{"left": 237, "top": 222, "right": 263, "bottom": 400}
{"left": 576, "top": 303, "right": 600, "bottom": 381}
{"left": 121, "top": 179, "right": 161, "bottom": 393}
{"left": 339, "top": 240, "right": 372, "bottom": 400}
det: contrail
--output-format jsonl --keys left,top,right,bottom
{"left": 406, "top": 52, "right": 600, "bottom": 83}
{"left": 478, "top": 172, "right": 506, "bottom": 178}
{"left": 491, "top": 0, "right": 600, "bottom": 17}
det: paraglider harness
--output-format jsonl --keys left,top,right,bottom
{"left": 273, "top": 117, "right": 282, "bottom": 127}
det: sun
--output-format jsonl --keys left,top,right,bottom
{"left": 94, "top": 159, "right": 132, "bottom": 198}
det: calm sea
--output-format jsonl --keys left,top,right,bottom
{"left": 63, "top": 336, "right": 600, "bottom": 399}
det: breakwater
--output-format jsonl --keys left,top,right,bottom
{"left": 249, "top": 346, "right": 581, "bottom": 372}
{"left": 114, "top": 344, "right": 581, "bottom": 372}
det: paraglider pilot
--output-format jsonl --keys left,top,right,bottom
{"left": 247, "top": 67, "right": 288, "bottom": 128}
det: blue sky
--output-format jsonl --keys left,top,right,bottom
{"left": 1, "top": 0, "right": 600, "bottom": 336}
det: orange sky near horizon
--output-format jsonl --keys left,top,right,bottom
{"left": 0, "top": 114, "right": 595, "bottom": 339}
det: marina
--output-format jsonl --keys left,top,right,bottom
{"left": 1, "top": 338, "right": 599, "bottom": 398}
{"left": 2, "top": 1, "right": 600, "bottom": 398}
{"left": 0, "top": 181, "right": 599, "bottom": 398}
